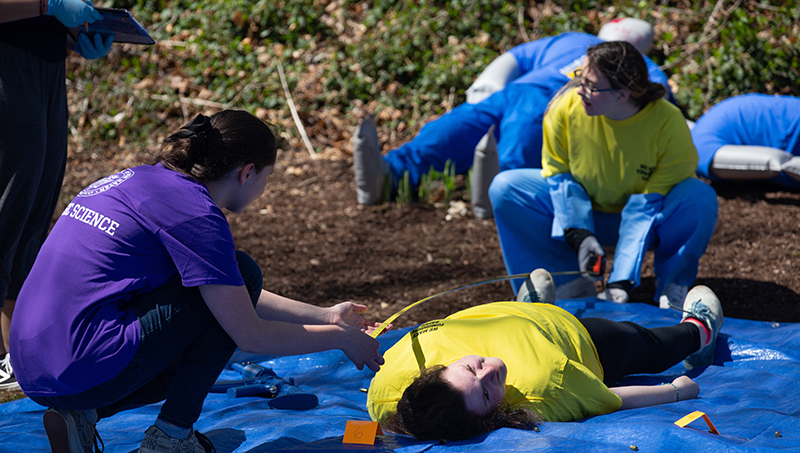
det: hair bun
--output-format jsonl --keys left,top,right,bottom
{"left": 171, "top": 114, "right": 214, "bottom": 157}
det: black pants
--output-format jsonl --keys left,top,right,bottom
{"left": 579, "top": 318, "right": 699, "bottom": 386}
{"left": 0, "top": 40, "right": 68, "bottom": 302}
{"left": 32, "top": 251, "right": 263, "bottom": 428}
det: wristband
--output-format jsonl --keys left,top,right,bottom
{"left": 662, "top": 382, "right": 679, "bottom": 402}
{"left": 564, "top": 228, "right": 593, "bottom": 253}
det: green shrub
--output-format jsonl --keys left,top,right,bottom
{"left": 67, "top": 0, "right": 800, "bottom": 156}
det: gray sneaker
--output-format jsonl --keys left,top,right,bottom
{"left": 139, "top": 425, "right": 216, "bottom": 453}
{"left": 516, "top": 269, "right": 555, "bottom": 303}
{"left": 681, "top": 285, "right": 724, "bottom": 369}
{"left": 0, "top": 353, "right": 20, "bottom": 391}
{"left": 43, "top": 407, "right": 102, "bottom": 453}
{"left": 353, "top": 115, "right": 390, "bottom": 205}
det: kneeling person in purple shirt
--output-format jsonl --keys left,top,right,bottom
{"left": 10, "top": 110, "right": 385, "bottom": 453}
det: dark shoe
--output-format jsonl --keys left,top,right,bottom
{"left": 138, "top": 425, "right": 216, "bottom": 453}
{"left": 43, "top": 407, "right": 102, "bottom": 453}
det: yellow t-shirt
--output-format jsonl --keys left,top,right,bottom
{"left": 367, "top": 302, "right": 622, "bottom": 424}
{"left": 541, "top": 89, "right": 698, "bottom": 213}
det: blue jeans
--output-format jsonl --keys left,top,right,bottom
{"left": 383, "top": 84, "right": 552, "bottom": 188}
{"left": 31, "top": 250, "right": 263, "bottom": 429}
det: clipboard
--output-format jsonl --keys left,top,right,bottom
{"left": 67, "top": 8, "right": 154, "bottom": 45}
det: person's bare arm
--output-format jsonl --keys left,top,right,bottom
{"left": 255, "top": 289, "right": 385, "bottom": 333}
{"left": 610, "top": 376, "right": 699, "bottom": 410}
{"left": 199, "top": 284, "right": 384, "bottom": 371}
{"left": 0, "top": 0, "right": 41, "bottom": 23}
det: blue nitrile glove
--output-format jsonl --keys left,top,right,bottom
{"left": 47, "top": 0, "right": 103, "bottom": 28}
{"left": 74, "top": 32, "right": 114, "bottom": 59}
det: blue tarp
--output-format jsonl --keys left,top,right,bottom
{"left": 2, "top": 298, "right": 799, "bottom": 452}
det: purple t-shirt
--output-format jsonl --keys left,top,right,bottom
{"left": 11, "top": 164, "right": 245, "bottom": 397}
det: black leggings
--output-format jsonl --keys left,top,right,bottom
{"left": 579, "top": 318, "right": 700, "bottom": 386}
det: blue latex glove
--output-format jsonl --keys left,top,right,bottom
{"left": 47, "top": 0, "right": 103, "bottom": 28}
{"left": 74, "top": 32, "right": 114, "bottom": 59}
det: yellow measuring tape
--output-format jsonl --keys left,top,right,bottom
{"left": 369, "top": 269, "right": 597, "bottom": 337}
{"left": 369, "top": 273, "right": 529, "bottom": 338}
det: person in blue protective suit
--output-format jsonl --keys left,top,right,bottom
{"left": 0, "top": 0, "right": 114, "bottom": 392}
{"left": 692, "top": 94, "right": 800, "bottom": 190}
{"left": 353, "top": 18, "right": 674, "bottom": 215}
{"left": 465, "top": 18, "right": 667, "bottom": 217}
{"left": 489, "top": 41, "right": 718, "bottom": 309}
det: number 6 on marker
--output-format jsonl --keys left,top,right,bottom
{"left": 343, "top": 420, "right": 383, "bottom": 445}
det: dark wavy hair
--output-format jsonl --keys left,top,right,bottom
{"left": 585, "top": 40, "right": 666, "bottom": 109}
{"left": 151, "top": 110, "right": 279, "bottom": 182}
{"left": 384, "top": 365, "right": 540, "bottom": 441}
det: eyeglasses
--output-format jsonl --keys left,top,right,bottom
{"left": 574, "top": 68, "right": 616, "bottom": 99}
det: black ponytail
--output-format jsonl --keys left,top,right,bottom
{"left": 154, "top": 110, "right": 279, "bottom": 182}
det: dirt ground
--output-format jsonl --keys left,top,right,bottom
{"left": 225, "top": 147, "right": 800, "bottom": 328}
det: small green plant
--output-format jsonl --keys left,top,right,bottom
{"left": 418, "top": 172, "right": 432, "bottom": 205}
{"left": 396, "top": 171, "right": 413, "bottom": 207}
{"left": 414, "top": 160, "right": 458, "bottom": 207}
{"left": 441, "top": 160, "right": 456, "bottom": 203}
{"left": 465, "top": 168, "right": 473, "bottom": 202}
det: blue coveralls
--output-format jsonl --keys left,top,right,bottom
{"left": 692, "top": 94, "right": 800, "bottom": 189}
{"left": 489, "top": 170, "right": 718, "bottom": 297}
{"left": 383, "top": 32, "right": 675, "bottom": 188}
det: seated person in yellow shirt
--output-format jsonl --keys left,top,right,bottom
{"left": 488, "top": 41, "right": 718, "bottom": 309}
{"left": 367, "top": 270, "right": 723, "bottom": 441}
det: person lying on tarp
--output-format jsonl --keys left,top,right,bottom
{"left": 367, "top": 269, "right": 723, "bottom": 441}
{"left": 692, "top": 93, "right": 800, "bottom": 190}
{"left": 9, "top": 110, "right": 385, "bottom": 453}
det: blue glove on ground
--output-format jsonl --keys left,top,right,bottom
{"left": 74, "top": 32, "right": 114, "bottom": 59}
{"left": 47, "top": 0, "right": 103, "bottom": 28}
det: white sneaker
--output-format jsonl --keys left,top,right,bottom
{"left": 555, "top": 277, "right": 597, "bottom": 300}
{"left": 681, "top": 286, "right": 724, "bottom": 369}
{"left": 516, "top": 269, "right": 555, "bottom": 303}
{"left": 0, "top": 353, "right": 20, "bottom": 391}
{"left": 353, "top": 115, "right": 390, "bottom": 205}
{"left": 597, "top": 287, "right": 629, "bottom": 303}
{"left": 659, "top": 283, "right": 689, "bottom": 309}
